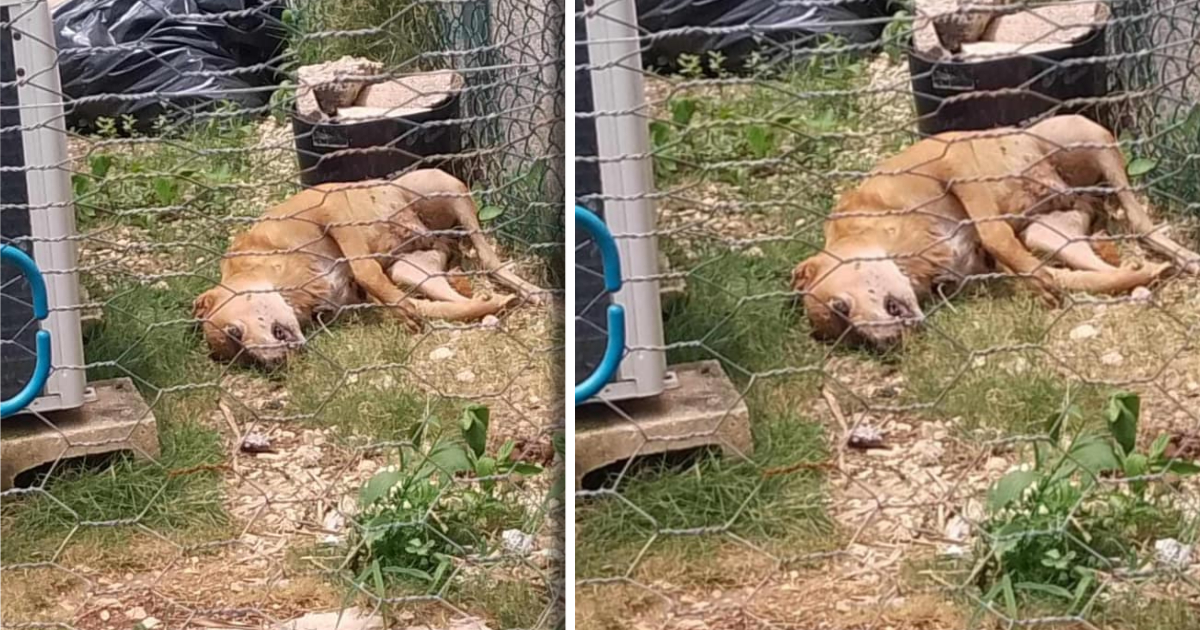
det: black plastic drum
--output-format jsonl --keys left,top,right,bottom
{"left": 907, "top": 24, "right": 1108, "bottom": 135}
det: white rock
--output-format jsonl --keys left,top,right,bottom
{"left": 126, "top": 607, "right": 147, "bottom": 621}
{"left": 985, "top": 456, "right": 1008, "bottom": 473}
{"left": 1131, "top": 286, "right": 1152, "bottom": 302}
{"left": 100, "top": 611, "right": 111, "bottom": 622}
{"left": 429, "top": 347, "right": 455, "bottom": 361}
{"left": 481, "top": 315, "right": 501, "bottom": 329}
{"left": 455, "top": 369, "right": 476, "bottom": 383}
{"left": 282, "top": 608, "right": 385, "bottom": 630}
{"left": 1154, "top": 538, "right": 1192, "bottom": 569}
{"left": 142, "top": 617, "right": 161, "bottom": 630}
{"left": 1101, "top": 351, "right": 1124, "bottom": 366}
{"left": 1069, "top": 324, "right": 1099, "bottom": 340}
{"left": 501, "top": 529, "right": 534, "bottom": 556}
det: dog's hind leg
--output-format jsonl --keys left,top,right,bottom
{"left": 395, "top": 169, "right": 546, "bottom": 304}
{"left": 1084, "top": 136, "right": 1200, "bottom": 274}
{"left": 1022, "top": 210, "right": 1120, "bottom": 273}
{"left": 389, "top": 249, "right": 470, "bottom": 303}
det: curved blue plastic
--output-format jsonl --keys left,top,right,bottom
{"left": 575, "top": 206, "right": 626, "bottom": 405}
{"left": 1, "top": 244, "right": 53, "bottom": 419}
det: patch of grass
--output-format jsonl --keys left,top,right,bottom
{"left": 650, "top": 51, "right": 866, "bottom": 189}
{"left": 899, "top": 285, "right": 1105, "bottom": 434}
{"left": 72, "top": 109, "right": 275, "bottom": 233}
{"left": 284, "top": 0, "right": 443, "bottom": 70}
{"left": 1, "top": 278, "right": 228, "bottom": 564}
{"left": 576, "top": 398, "right": 833, "bottom": 578}
{"left": 0, "top": 414, "right": 228, "bottom": 564}
{"left": 663, "top": 243, "right": 823, "bottom": 376}
{"left": 963, "top": 392, "right": 1197, "bottom": 621}
{"left": 460, "top": 577, "right": 553, "bottom": 629}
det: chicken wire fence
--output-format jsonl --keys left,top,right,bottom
{"left": 574, "top": 0, "right": 1199, "bottom": 628}
{"left": 1, "top": 0, "right": 564, "bottom": 628}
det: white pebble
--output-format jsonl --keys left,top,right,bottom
{"left": 455, "top": 370, "right": 476, "bottom": 383}
{"left": 1069, "top": 324, "right": 1099, "bottom": 341}
{"left": 1100, "top": 351, "right": 1124, "bottom": 366}
{"left": 481, "top": 315, "right": 501, "bottom": 329}
{"left": 429, "top": 347, "right": 454, "bottom": 361}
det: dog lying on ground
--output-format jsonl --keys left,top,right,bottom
{"left": 792, "top": 115, "right": 1200, "bottom": 351}
{"left": 194, "top": 169, "right": 544, "bottom": 367}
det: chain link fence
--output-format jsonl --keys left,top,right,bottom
{"left": 2, "top": 0, "right": 563, "bottom": 628}
{"left": 574, "top": 1, "right": 1199, "bottom": 628}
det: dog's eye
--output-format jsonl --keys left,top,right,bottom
{"left": 272, "top": 322, "right": 292, "bottom": 342}
{"left": 829, "top": 298, "right": 851, "bottom": 317}
{"left": 224, "top": 325, "right": 243, "bottom": 341}
{"left": 886, "top": 296, "right": 907, "bottom": 318}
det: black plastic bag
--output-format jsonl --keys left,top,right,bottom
{"left": 635, "top": 0, "right": 893, "bottom": 72}
{"left": 53, "top": 0, "right": 286, "bottom": 131}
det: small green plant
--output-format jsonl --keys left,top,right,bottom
{"left": 881, "top": 10, "right": 913, "bottom": 64}
{"left": 70, "top": 108, "right": 258, "bottom": 229}
{"left": 971, "top": 391, "right": 1198, "bottom": 620}
{"left": 346, "top": 404, "right": 542, "bottom": 596}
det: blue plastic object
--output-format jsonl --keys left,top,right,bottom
{"left": 574, "top": 206, "right": 625, "bottom": 405}
{"left": 1, "top": 244, "right": 52, "bottom": 419}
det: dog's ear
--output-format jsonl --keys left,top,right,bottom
{"left": 791, "top": 257, "right": 820, "bottom": 292}
{"left": 192, "top": 290, "right": 216, "bottom": 322}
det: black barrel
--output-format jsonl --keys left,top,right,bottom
{"left": 907, "top": 24, "right": 1108, "bottom": 135}
{"left": 291, "top": 92, "right": 462, "bottom": 186}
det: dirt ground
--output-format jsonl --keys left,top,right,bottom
{"left": 576, "top": 54, "right": 1200, "bottom": 630}
{"left": 3, "top": 119, "right": 561, "bottom": 628}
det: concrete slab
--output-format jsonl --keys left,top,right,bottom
{"left": 575, "top": 360, "right": 752, "bottom": 490}
{"left": 1, "top": 378, "right": 160, "bottom": 490}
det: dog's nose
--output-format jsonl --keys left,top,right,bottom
{"left": 868, "top": 332, "right": 903, "bottom": 353}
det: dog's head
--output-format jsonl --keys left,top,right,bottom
{"left": 193, "top": 280, "right": 306, "bottom": 369}
{"left": 791, "top": 250, "right": 925, "bottom": 352}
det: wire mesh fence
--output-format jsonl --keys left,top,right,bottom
{"left": 1, "top": 0, "right": 563, "bottom": 628}
{"left": 573, "top": 0, "right": 1199, "bottom": 628}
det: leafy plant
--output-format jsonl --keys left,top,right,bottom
{"left": 971, "top": 392, "right": 1198, "bottom": 621}
{"left": 346, "top": 404, "right": 542, "bottom": 597}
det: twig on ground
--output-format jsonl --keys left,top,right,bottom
{"left": 219, "top": 399, "right": 242, "bottom": 474}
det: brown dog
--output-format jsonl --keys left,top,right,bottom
{"left": 194, "top": 169, "right": 544, "bottom": 367}
{"left": 792, "top": 115, "right": 1200, "bottom": 351}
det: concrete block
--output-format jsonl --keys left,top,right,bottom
{"left": 575, "top": 360, "right": 752, "bottom": 490}
{"left": 1, "top": 378, "right": 160, "bottom": 490}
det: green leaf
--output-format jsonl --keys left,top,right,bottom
{"left": 1149, "top": 434, "right": 1170, "bottom": 461}
{"left": 744, "top": 125, "right": 774, "bottom": 158}
{"left": 552, "top": 431, "right": 565, "bottom": 456}
{"left": 1068, "top": 438, "right": 1120, "bottom": 475}
{"left": 461, "top": 404, "right": 490, "bottom": 458}
{"left": 478, "top": 205, "right": 504, "bottom": 222}
{"left": 1072, "top": 568, "right": 1095, "bottom": 611}
{"left": 989, "top": 470, "right": 1038, "bottom": 512}
{"left": 360, "top": 469, "right": 404, "bottom": 506}
{"left": 89, "top": 154, "right": 113, "bottom": 178}
{"left": 511, "top": 463, "right": 543, "bottom": 476}
{"left": 1015, "top": 582, "right": 1073, "bottom": 600}
{"left": 72, "top": 174, "right": 92, "bottom": 198}
{"left": 1183, "top": 105, "right": 1200, "bottom": 137}
{"left": 670, "top": 98, "right": 697, "bottom": 126}
{"left": 1164, "top": 460, "right": 1200, "bottom": 476}
{"left": 497, "top": 439, "right": 515, "bottom": 464}
{"left": 475, "top": 455, "right": 497, "bottom": 478}
{"left": 1127, "top": 157, "right": 1157, "bottom": 177}
{"left": 152, "top": 176, "right": 178, "bottom": 205}
{"left": 649, "top": 121, "right": 672, "bottom": 149}
{"left": 1104, "top": 391, "right": 1140, "bottom": 456}
{"left": 427, "top": 442, "right": 471, "bottom": 474}
{"left": 1001, "top": 575, "right": 1017, "bottom": 617}
{"left": 1124, "top": 452, "right": 1149, "bottom": 495}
